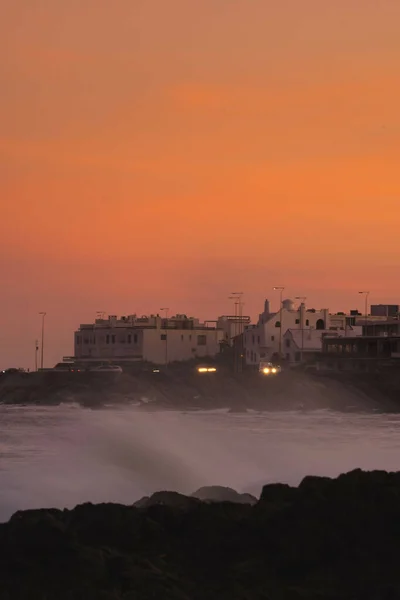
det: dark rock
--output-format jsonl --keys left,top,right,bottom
{"left": 133, "top": 491, "right": 200, "bottom": 510}
{"left": 192, "top": 486, "right": 257, "bottom": 505}
{"left": 3, "top": 470, "right": 400, "bottom": 598}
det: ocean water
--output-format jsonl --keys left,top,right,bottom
{"left": 1, "top": 403, "right": 400, "bottom": 522}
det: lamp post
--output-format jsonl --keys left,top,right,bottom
{"left": 160, "top": 308, "right": 169, "bottom": 366}
{"left": 295, "top": 296, "right": 307, "bottom": 363}
{"left": 273, "top": 287, "right": 285, "bottom": 359}
{"left": 229, "top": 292, "right": 244, "bottom": 373}
{"left": 358, "top": 291, "right": 370, "bottom": 334}
{"left": 35, "top": 340, "right": 39, "bottom": 372}
{"left": 39, "top": 312, "right": 46, "bottom": 370}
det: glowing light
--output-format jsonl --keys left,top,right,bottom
{"left": 207, "top": 367, "right": 217, "bottom": 372}
{"left": 198, "top": 367, "right": 208, "bottom": 373}
{"left": 263, "top": 368, "right": 270, "bottom": 374}
{"left": 272, "top": 368, "right": 277, "bottom": 373}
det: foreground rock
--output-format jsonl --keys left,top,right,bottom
{"left": 2, "top": 469, "right": 400, "bottom": 598}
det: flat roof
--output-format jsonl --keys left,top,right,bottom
{"left": 324, "top": 336, "right": 400, "bottom": 342}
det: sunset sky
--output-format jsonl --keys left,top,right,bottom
{"left": 1, "top": 0, "right": 400, "bottom": 368}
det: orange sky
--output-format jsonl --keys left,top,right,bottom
{"left": 1, "top": 0, "right": 400, "bottom": 368}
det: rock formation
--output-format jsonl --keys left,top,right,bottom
{"left": 2, "top": 469, "right": 400, "bottom": 598}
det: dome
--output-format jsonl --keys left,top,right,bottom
{"left": 282, "top": 298, "right": 295, "bottom": 311}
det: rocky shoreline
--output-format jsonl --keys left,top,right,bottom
{"left": 1, "top": 469, "right": 400, "bottom": 599}
{"left": 1, "top": 368, "right": 399, "bottom": 412}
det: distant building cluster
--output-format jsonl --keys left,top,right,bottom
{"left": 68, "top": 300, "right": 400, "bottom": 368}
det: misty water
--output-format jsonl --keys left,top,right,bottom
{"left": 1, "top": 403, "right": 400, "bottom": 522}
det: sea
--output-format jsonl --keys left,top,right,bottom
{"left": 1, "top": 403, "right": 400, "bottom": 522}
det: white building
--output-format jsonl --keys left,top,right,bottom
{"left": 216, "top": 314, "right": 251, "bottom": 346}
{"left": 283, "top": 327, "right": 362, "bottom": 364}
{"left": 74, "top": 314, "right": 224, "bottom": 365}
{"left": 244, "top": 299, "right": 331, "bottom": 365}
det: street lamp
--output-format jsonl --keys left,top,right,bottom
{"left": 35, "top": 339, "right": 39, "bottom": 372}
{"left": 229, "top": 292, "right": 244, "bottom": 373}
{"left": 39, "top": 312, "right": 46, "bottom": 370}
{"left": 273, "top": 287, "right": 285, "bottom": 358}
{"left": 358, "top": 292, "right": 370, "bottom": 332}
{"left": 295, "top": 296, "right": 307, "bottom": 363}
{"left": 160, "top": 308, "right": 169, "bottom": 365}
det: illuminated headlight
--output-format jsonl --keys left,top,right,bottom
{"left": 263, "top": 368, "right": 270, "bottom": 374}
{"left": 198, "top": 367, "right": 208, "bottom": 373}
{"left": 207, "top": 367, "right": 217, "bottom": 372}
{"left": 272, "top": 368, "right": 277, "bottom": 373}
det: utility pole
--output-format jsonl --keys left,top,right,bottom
{"left": 35, "top": 340, "right": 39, "bottom": 372}
{"left": 39, "top": 312, "right": 46, "bottom": 370}
{"left": 273, "top": 287, "right": 285, "bottom": 359}
{"left": 229, "top": 292, "right": 244, "bottom": 373}
{"left": 358, "top": 291, "right": 370, "bottom": 334}
{"left": 295, "top": 296, "right": 307, "bottom": 363}
{"left": 160, "top": 308, "right": 169, "bottom": 366}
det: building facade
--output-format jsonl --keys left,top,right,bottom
{"left": 74, "top": 314, "right": 224, "bottom": 365}
{"left": 283, "top": 327, "right": 361, "bottom": 364}
{"left": 371, "top": 304, "right": 400, "bottom": 318}
{"left": 243, "top": 299, "right": 331, "bottom": 365}
{"left": 216, "top": 315, "right": 251, "bottom": 346}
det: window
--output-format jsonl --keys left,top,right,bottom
{"left": 197, "top": 334, "right": 207, "bottom": 346}
{"left": 111, "top": 335, "right": 116, "bottom": 344}
{"left": 306, "top": 319, "right": 309, "bottom": 326}
{"left": 84, "top": 338, "right": 89, "bottom": 344}
{"left": 295, "top": 352, "right": 301, "bottom": 362}
{"left": 271, "top": 336, "right": 275, "bottom": 341}
{"left": 76, "top": 336, "right": 81, "bottom": 345}
{"left": 275, "top": 321, "right": 281, "bottom": 328}
{"left": 127, "top": 334, "right": 132, "bottom": 344}
{"left": 252, "top": 335, "right": 255, "bottom": 344}
{"left": 257, "top": 336, "right": 260, "bottom": 344}
{"left": 285, "top": 339, "right": 290, "bottom": 348}
{"left": 189, "top": 334, "right": 192, "bottom": 341}
{"left": 106, "top": 335, "right": 110, "bottom": 344}
{"left": 161, "top": 334, "right": 167, "bottom": 341}
{"left": 134, "top": 334, "right": 138, "bottom": 344}
{"left": 181, "top": 334, "right": 184, "bottom": 341}
{"left": 295, "top": 319, "right": 300, "bottom": 325}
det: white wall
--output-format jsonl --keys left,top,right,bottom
{"left": 75, "top": 326, "right": 223, "bottom": 364}
{"left": 142, "top": 328, "right": 223, "bottom": 364}
{"left": 244, "top": 300, "right": 330, "bottom": 365}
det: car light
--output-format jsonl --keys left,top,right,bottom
{"left": 263, "top": 368, "right": 270, "bottom": 374}
{"left": 153, "top": 369, "right": 160, "bottom": 373}
{"left": 207, "top": 367, "right": 217, "bottom": 372}
{"left": 198, "top": 367, "right": 208, "bottom": 373}
{"left": 272, "top": 368, "right": 277, "bottom": 373}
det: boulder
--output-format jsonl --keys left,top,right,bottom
{"left": 191, "top": 486, "right": 257, "bottom": 505}
{"left": 133, "top": 491, "right": 200, "bottom": 510}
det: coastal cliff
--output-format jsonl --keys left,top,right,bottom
{"left": 1, "top": 469, "right": 400, "bottom": 599}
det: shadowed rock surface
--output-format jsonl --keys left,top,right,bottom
{"left": 2, "top": 469, "right": 400, "bottom": 598}
{"left": 191, "top": 485, "right": 257, "bottom": 504}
